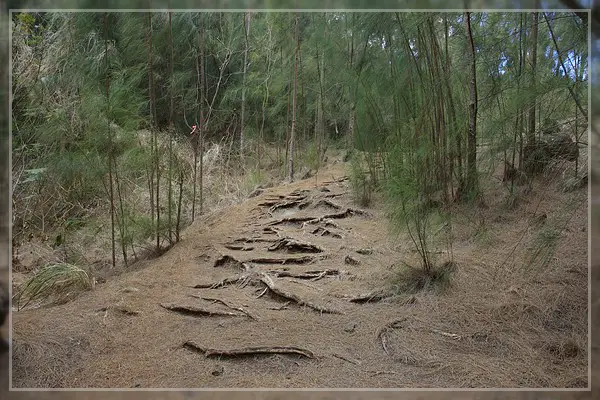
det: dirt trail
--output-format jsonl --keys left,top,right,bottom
{"left": 10, "top": 161, "right": 589, "bottom": 389}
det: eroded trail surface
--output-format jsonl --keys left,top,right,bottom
{"left": 12, "top": 163, "right": 588, "bottom": 388}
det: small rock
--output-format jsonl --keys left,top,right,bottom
{"left": 344, "top": 255, "right": 360, "bottom": 266}
{"left": 344, "top": 322, "right": 358, "bottom": 333}
{"left": 211, "top": 365, "right": 224, "bottom": 376}
{"left": 532, "top": 213, "right": 547, "bottom": 226}
{"left": 356, "top": 248, "right": 373, "bottom": 255}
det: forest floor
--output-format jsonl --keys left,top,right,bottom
{"left": 9, "top": 153, "right": 589, "bottom": 389}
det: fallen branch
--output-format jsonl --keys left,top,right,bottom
{"left": 183, "top": 341, "right": 316, "bottom": 359}
{"left": 259, "top": 273, "right": 343, "bottom": 314}
{"left": 160, "top": 303, "right": 240, "bottom": 317}
{"left": 190, "top": 295, "right": 258, "bottom": 320}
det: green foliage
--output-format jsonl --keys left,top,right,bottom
{"left": 348, "top": 152, "right": 373, "bottom": 207}
{"left": 11, "top": 11, "right": 588, "bottom": 272}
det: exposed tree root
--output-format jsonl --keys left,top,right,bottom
{"left": 268, "top": 238, "right": 324, "bottom": 253}
{"left": 346, "top": 290, "right": 393, "bottom": 304}
{"left": 323, "top": 177, "right": 349, "bottom": 184}
{"left": 298, "top": 200, "right": 312, "bottom": 209}
{"left": 315, "top": 199, "right": 342, "bottom": 210}
{"left": 259, "top": 273, "right": 344, "bottom": 314}
{"left": 232, "top": 236, "right": 280, "bottom": 243}
{"left": 289, "top": 189, "right": 311, "bottom": 197}
{"left": 192, "top": 275, "right": 245, "bottom": 289}
{"left": 183, "top": 341, "right": 316, "bottom": 359}
{"left": 190, "top": 295, "right": 258, "bottom": 320}
{"left": 310, "top": 227, "right": 343, "bottom": 239}
{"left": 369, "top": 370, "right": 398, "bottom": 376}
{"left": 248, "top": 255, "right": 315, "bottom": 265}
{"left": 331, "top": 353, "right": 361, "bottom": 365}
{"left": 160, "top": 303, "right": 241, "bottom": 317}
{"left": 269, "top": 200, "right": 303, "bottom": 213}
{"left": 213, "top": 255, "right": 250, "bottom": 271}
{"left": 268, "top": 301, "right": 292, "bottom": 310}
{"left": 324, "top": 192, "right": 348, "bottom": 198}
{"left": 376, "top": 318, "right": 407, "bottom": 356}
{"left": 268, "top": 216, "right": 316, "bottom": 226}
{"left": 223, "top": 244, "right": 255, "bottom": 251}
{"left": 257, "top": 200, "right": 281, "bottom": 207}
{"left": 270, "top": 269, "right": 341, "bottom": 280}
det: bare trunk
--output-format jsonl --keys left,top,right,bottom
{"left": 288, "top": 15, "right": 300, "bottom": 182}
{"left": 104, "top": 13, "right": 116, "bottom": 267}
{"left": 167, "top": 11, "right": 174, "bottom": 245}
{"left": 464, "top": 11, "right": 479, "bottom": 198}
{"left": 175, "top": 171, "right": 184, "bottom": 242}
{"left": 145, "top": 13, "right": 155, "bottom": 229}
{"left": 527, "top": 11, "right": 539, "bottom": 145}
{"left": 240, "top": 12, "right": 251, "bottom": 153}
{"left": 199, "top": 21, "right": 205, "bottom": 215}
{"left": 543, "top": 12, "right": 587, "bottom": 121}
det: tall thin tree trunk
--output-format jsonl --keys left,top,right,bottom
{"left": 199, "top": 19, "right": 205, "bottom": 215}
{"left": 528, "top": 11, "right": 539, "bottom": 145}
{"left": 288, "top": 14, "right": 300, "bottom": 182}
{"left": 464, "top": 11, "right": 479, "bottom": 198}
{"left": 543, "top": 12, "right": 587, "bottom": 121}
{"left": 240, "top": 12, "right": 251, "bottom": 154}
{"left": 145, "top": 13, "right": 155, "bottom": 231}
{"left": 167, "top": 11, "right": 174, "bottom": 245}
{"left": 175, "top": 170, "right": 184, "bottom": 242}
{"left": 104, "top": 12, "right": 116, "bottom": 267}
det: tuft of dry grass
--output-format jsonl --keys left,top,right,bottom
{"left": 13, "top": 263, "right": 92, "bottom": 310}
{"left": 391, "top": 260, "right": 457, "bottom": 294}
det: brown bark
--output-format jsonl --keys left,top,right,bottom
{"left": 288, "top": 15, "right": 300, "bottom": 182}
{"left": 463, "top": 12, "right": 479, "bottom": 199}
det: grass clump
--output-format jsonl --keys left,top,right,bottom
{"left": 392, "top": 260, "right": 457, "bottom": 294}
{"left": 14, "top": 263, "right": 93, "bottom": 310}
